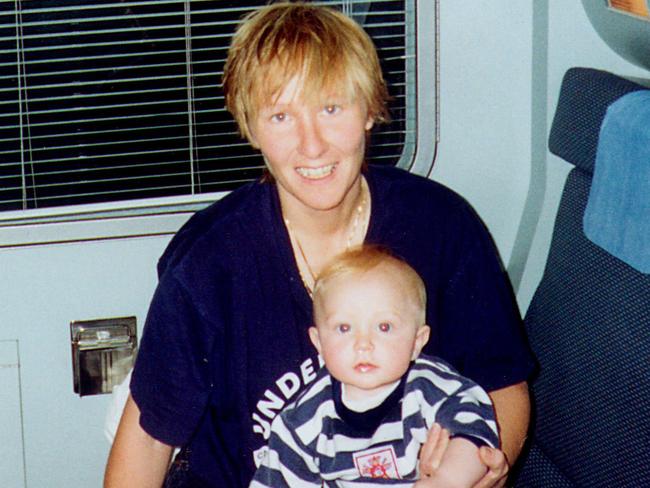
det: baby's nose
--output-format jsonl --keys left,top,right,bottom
{"left": 354, "top": 333, "right": 374, "bottom": 352}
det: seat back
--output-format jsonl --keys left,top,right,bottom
{"left": 513, "top": 68, "right": 650, "bottom": 487}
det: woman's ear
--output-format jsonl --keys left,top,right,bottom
{"left": 412, "top": 325, "right": 431, "bottom": 360}
{"left": 308, "top": 326, "right": 322, "bottom": 355}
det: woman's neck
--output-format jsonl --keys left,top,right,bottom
{"left": 282, "top": 176, "right": 370, "bottom": 292}
{"left": 280, "top": 176, "right": 365, "bottom": 239}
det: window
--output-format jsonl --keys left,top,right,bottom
{"left": 0, "top": 0, "right": 429, "bottom": 217}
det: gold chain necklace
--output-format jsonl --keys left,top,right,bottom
{"left": 285, "top": 177, "right": 370, "bottom": 297}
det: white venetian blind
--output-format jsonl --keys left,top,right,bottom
{"left": 0, "top": 0, "right": 414, "bottom": 213}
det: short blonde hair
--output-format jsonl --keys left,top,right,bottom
{"left": 313, "top": 246, "right": 427, "bottom": 324}
{"left": 222, "top": 1, "right": 390, "bottom": 142}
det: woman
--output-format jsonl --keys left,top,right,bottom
{"left": 105, "top": 3, "right": 533, "bottom": 487}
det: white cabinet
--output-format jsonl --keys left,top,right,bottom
{"left": 0, "top": 341, "right": 25, "bottom": 488}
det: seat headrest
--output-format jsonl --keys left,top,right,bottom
{"left": 549, "top": 67, "right": 648, "bottom": 174}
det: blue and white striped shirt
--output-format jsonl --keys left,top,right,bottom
{"left": 250, "top": 354, "right": 499, "bottom": 487}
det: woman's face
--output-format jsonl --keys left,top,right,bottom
{"left": 249, "top": 76, "right": 374, "bottom": 217}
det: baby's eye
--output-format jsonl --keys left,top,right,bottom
{"left": 377, "top": 322, "right": 392, "bottom": 333}
{"left": 337, "top": 323, "right": 351, "bottom": 333}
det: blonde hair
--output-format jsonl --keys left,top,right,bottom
{"left": 313, "top": 246, "right": 427, "bottom": 323}
{"left": 222, "top": 1, "right": 390, "bottom": 142}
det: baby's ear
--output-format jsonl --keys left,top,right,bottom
{"left": 308, "top": 326, "right": 322, "bottom": 355}
{"left": 412, "top": 325, "right": 431, "bottom": 360}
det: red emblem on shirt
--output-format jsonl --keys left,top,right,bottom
{"left": 354, "top": 446, "right": 400, "bottom": 478}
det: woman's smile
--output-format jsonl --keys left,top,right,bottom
{"left": 295, "top": 163, "right": 337, "bottom": 180}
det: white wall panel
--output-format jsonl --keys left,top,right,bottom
{"left": 0, "top": 341, "right": 24, "bottom": 488}
{"left": 0, "top": 236, "right": 170, "bottom": 486}
{"left": 433, "top": 1, "right": 534, "bottom": 267}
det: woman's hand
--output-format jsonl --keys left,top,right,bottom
{"left": 418, "top": 423, "right": 450, "bottom": 476}
{"left": 473, "top": 446, "right": 509, "bottom": 488}
{"left": 415, "top": 424, "right": 449, "bottom": 487}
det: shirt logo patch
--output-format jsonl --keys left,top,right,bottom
{"left": 353, "top": 446, "right": 400, "bottom": 479}
{"left": 252, "top": 445, "right": 268, "bottom": 468}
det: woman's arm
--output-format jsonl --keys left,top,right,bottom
{"left": 104, "top": 394, "right": 173, "bottom": 488}
{"left": 489, "top": 381, "right": 530, "bottom": 467}
{"left": 472, "top": 381, "right": 531, "bottom": 488}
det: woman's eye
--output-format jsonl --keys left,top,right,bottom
{"left": 323, "top": 104, "right": 340, "bottom": 115}
{"left": 337, "top": 323, "right": 351, "bottom": 333}
{"left": 378, "top": 322, "right": 392, "bottom": 333}
{"left": 271, "top": 112, "right": 287, "bottom": 122}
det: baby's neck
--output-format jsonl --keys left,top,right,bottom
{"left": 341, "top": 379, "right": 401, "bottom": 413}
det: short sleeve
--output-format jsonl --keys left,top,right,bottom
{"left": 436, "top": 219, "right": 535, "bottom": 392}
{"left": 131, "top": 269, "right": 227, "bottom": 446}
{"left": 430, "top": 365, "right": 499, "bottom": 449}
{"left": 410, "top": 358, "right": 499, "bottom": 451}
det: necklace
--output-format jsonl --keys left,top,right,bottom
{"left": 284, "top": 177, "right": 370, "bottom": 297}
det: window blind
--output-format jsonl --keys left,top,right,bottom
{"left": 0, "top": 0, "right": 414, "bottom": 213}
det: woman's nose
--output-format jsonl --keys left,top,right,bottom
{"left": 297, "top": 115, "right": 327, "bottom": 159}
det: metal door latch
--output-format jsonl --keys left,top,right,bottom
{"left": 70, "top": 316, "right": 137, "bottom": 396}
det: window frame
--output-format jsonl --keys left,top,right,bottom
{"left": 0, "top": 0, "right": 438, "bottom": 248}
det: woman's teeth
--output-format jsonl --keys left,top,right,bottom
{"left": 296, "top": 164, "right": 336, "bottom": 179}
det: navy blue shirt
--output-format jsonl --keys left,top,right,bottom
{"left": 131, "top": 165, "right": 534, "bottom": 487}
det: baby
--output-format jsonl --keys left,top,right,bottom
{"left": 251, "top": 246, "right": 499, "bottom": 487}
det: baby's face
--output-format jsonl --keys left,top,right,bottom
{"left": 310, "top": 265, "right": 430, "bottom": 401}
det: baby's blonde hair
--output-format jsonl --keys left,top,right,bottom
{"left": 313, "top": 246, "right": 427, "bottom": 324}
{"left": 222, "top": 1, "right": 390, "bottom": 142}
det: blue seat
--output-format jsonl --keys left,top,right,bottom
{"left": 513, "top": 68, "right": 650, "bottom": 487}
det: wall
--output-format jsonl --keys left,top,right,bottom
{"left": 433, "top": 1, "right": 534, "bottom": 268}
{"left": 0, "top": 236, "right": 171, "bottom": 486}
